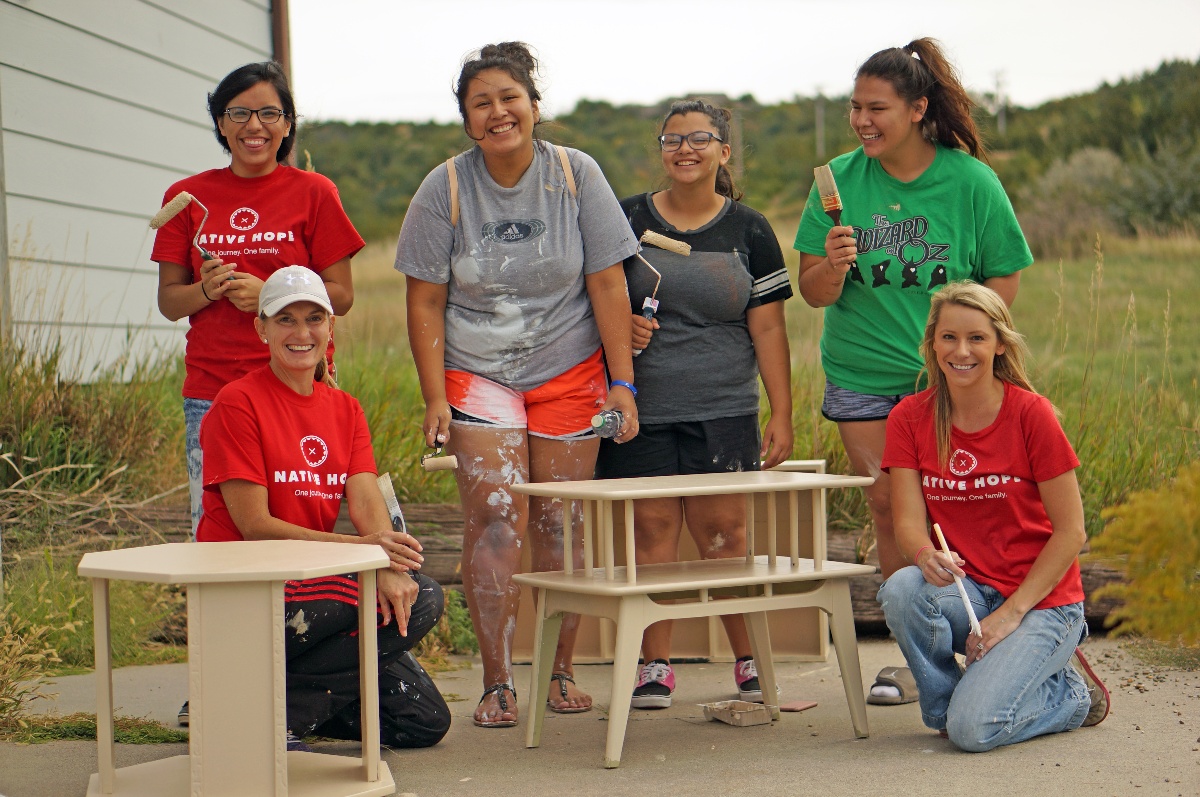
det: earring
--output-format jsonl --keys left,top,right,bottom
{"left": 261, "top": 338, "right": 267, "bottom": 343}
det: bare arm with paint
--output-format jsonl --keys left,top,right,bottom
{"left": 406, "top": 275, "right": 452, "bottom": 447}
{"left": 747, "top": 300, "right": 793, "bottom": 468}
{"left": 585, "top": 263, "right": 639, "bottom": 440}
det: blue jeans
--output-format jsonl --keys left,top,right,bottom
{"left": 878, "top": 566, "right": 1091, "bottom": 752}
{"left": 183, "top": 398, "right": 213, "bottom": 539}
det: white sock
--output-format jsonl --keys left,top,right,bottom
{"left": 871, "top": 685, "right": 901, "bottom": 698}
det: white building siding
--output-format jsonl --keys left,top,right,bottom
{"left": 0, "top": 0, "right": 276, "bottom": 379}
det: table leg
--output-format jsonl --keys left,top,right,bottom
{"left": 827, "top": 581, "right": 869, "bottom": 738}
{"left": 603, "top": 598, "right": 646, "bottom": 768}
{"left": 358, "top": 568, "right": 380, "bottom": 782}
{"left": 91, "top": 578, "right": 115, "bottom": 794}
{"left": 525, "top": 589, "right": 563, "bottom": 750}
{"left": 744, "top": 612, "right": 780, "bottom": 719}
{"left": 188, "top": 581, "right": 286, "bottom": 795}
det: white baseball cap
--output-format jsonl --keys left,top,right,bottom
{"left": 259, "top": 265, "right": 334, "bottom": 317}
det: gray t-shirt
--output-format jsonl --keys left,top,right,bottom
{"left": 619, "top": 193, "right": 791, "bottom": 424}
{"left": 395, "top": 141, "right": 637, "bottom": 391}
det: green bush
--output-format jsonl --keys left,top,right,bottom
{"left": 1090, "top": 461, "right": 1200, "bottom": 644}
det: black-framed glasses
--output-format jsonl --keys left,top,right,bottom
{"left": 658, "top": 131, "right": 723, "bottom": 151}
{"left": 223, "top": 106, "right": 287, "bottom": 124}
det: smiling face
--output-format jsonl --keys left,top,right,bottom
{"left": 255, "top": 300, "right": 332, "bottom": 379}
{"left": 932, "top": 303, "right": 1006, "bottom": 390}
{"left": 463, "top": 68, "right": 539, "bottom": 161}
{"left": 849, "top": 75, "right": 928, "bottom": 164}
{"left": 660, "top": 111, "right": 731, "bottom": 192}
{"left": 217, "top": 81, "right": 291, "bottom": 178}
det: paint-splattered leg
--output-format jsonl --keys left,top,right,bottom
{"left": 683, "top": 494, "right": 752, "bottom": 658}
{"left": 527, "top": 434, "right": 600, "bottom": 711}
{"left": 628, "top": 497, "right": 685, "bottom": 663}
{"left": 449, "top": 424, "right": 530, "bottom": 726}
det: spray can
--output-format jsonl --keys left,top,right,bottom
{"left": 591, "top": 409, "right": 624, "bottom": 439}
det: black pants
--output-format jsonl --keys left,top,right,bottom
{"left": 283, "top": 571, "right": 450, "bottom": 748}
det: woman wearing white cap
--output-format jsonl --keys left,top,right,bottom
{"left": 197, "top": 266, "right": 449, "bottom": 750}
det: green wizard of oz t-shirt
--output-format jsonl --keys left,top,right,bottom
{"left": 795, "top": 145, "right": 1033, "bottom": 396}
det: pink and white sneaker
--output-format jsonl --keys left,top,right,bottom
{"left": 735, "top": 657, "right": 764, "bottom": 702}
{"left": 631, "top": 660, "right": 675, "bottom": 709}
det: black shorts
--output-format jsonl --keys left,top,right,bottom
{"left": 595, "top": 414, "right": 761, "bottom": 479}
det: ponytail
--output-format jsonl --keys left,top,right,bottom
{"left": 858, "top": 38, "right": 985, "bottom": 161}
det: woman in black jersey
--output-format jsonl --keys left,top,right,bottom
{"left": 595, "top": 99, "right": 793, "bottom": 709}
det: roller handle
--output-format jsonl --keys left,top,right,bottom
{"left": 633, "top": 298, "right": 660, "bottom": 357}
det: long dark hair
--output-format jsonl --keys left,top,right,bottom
{"left": 857, "top": 38, "right": 985, "bottom": 161}
{"left": 207, "top": 61, "right": 296, "bottom": 162}
{"left": 454, "top": 42, "right": 543, "bottom": 139}
{"left": 660, "top": 99, "right": 743, "bottom": 201}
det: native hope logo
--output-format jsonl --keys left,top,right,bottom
{"left": 198, "top": 204, "right": 296, "bottom": 247}
{"left": 949, "top": 448, "right": 978, "bottom": 477}
{"left": 300, "top": 435, "right": 329, "bottom": 468}
{"left": 230, "top": 207, "right": 260, "bottom": 231}
{"left": 483, "top": 219, "right": 546, "bottom": 244}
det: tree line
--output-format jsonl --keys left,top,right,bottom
{"left": 296, "top": 58, "right": 1200, "bottom": 255}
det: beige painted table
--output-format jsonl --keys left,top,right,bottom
{"left": 511, "top": 470, "right": 876, "bottom": 767}
{"left": 78, "top": 540, "right": 395, "bottom": 797}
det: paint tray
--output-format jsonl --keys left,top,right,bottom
{"left": 700, "top": 700, "right": 772, "bottom": 727}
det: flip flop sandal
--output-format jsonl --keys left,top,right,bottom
{"left": 866, "top": 665, "right": 920, "bottom": 705}
{"left": 547, "top": 672, "right": 592, "bottom": 714}
{"left": 473, "top": 683, "right": 518, "bottom": 728}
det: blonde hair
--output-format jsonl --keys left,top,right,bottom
{"left": 918, "top": 282, "right": 1039, "bottom": 471}
{"left": 258, "top": 310, "right": 338, "bottom": 389}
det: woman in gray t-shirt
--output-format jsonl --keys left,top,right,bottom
{"left": 595, "top": 100, "right": 794, "bottom": 710}
{"left": 395, "top": 42, "right": 639, "bottom": 729}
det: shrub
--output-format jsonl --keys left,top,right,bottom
{"left": 1017, "top": 147, "right": 1131, "bottom": 258}
{"left": 1089, "top": 461, "right": 1200, "bottom": 644}
{"left": 0, "top": 606, "right": 60, "bottom": 730}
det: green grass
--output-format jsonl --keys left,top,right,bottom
{"left": 4, "top": 550, "right": 186, "bottom": 673}
{"left": 0, "top": 713, "right": 188, "bottom": 744}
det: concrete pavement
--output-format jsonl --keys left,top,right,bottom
{"left": 1, "top": 638, "right": 1196, "bottom": 797}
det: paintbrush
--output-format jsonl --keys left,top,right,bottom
{"left": 149, "top": 191, "right": 215, "bottom": 260}
{"left": 376, "top": 472, "right": 408, "bottom": 534}
{"left": 933, "top": 523, "right": 983, "bottom": 637}
{"left": 813, "top": 165, "right": 843, "bottom": 226}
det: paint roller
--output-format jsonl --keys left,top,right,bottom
{"left": 421, "top": 443, "right": 458, "bottom": 473}
{"left": 631, "top": 230, "right": 689, "bottom": 356}
{"left": 149, "top": 191, "right": 215, "bottom": 260}
{"left": 376, "top": 472, "right": 408, "bottom": 534}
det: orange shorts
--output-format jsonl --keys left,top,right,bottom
{"left": 445, "top": 348, "right": 608, "bottom": 439}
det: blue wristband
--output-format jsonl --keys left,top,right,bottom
{"left": 610, "top": 379, "right": 637, "bottom": 398}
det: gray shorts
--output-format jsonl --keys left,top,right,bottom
{"left": 821, "top": 381, "right": 910, "bottom": 423}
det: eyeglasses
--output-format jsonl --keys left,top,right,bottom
{"left": 223, "top": 106, "right": 287, "bottom": 124}
{"left": 658, "top": 131, "right": 723, "bottom": 151}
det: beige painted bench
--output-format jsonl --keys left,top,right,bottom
{"left": 511, "top": 470, "right": 876, "bottom": 768}
{"left": 78, "top": 540, "right": 395, "bottom": 797}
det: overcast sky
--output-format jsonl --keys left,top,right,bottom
{"left": 289, "top": 0, "right": 1199, "bottom": 124}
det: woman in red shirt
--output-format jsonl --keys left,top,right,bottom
{"left": 198, "top": 266, "right": 448, "bottom": 750}
{"left": 152, "top": 61, "right": 364, "bottom": 539}
{"left": 880, "top": 282, "right": 1108, "bottom": 750}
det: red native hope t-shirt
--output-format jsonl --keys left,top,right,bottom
{"left": 151, "top": 166, "right": 364, "bottom": 400}
{"left": 197, "top": 366, "right": 377, "bottom": 542}
{"left": 882, "top": 382, "right": 1083, "bottom": 609}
